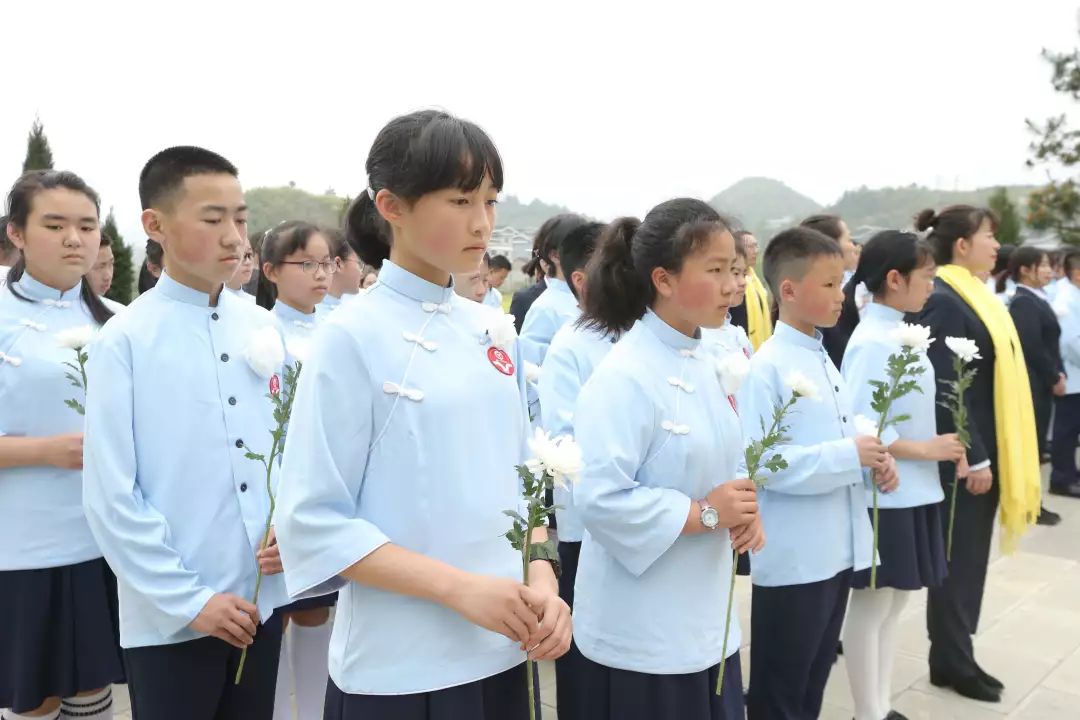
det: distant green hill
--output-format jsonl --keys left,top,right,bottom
{"left": 709, "top": 177, "right": 823, "bottom": 239}
{"left": 824, "top": 184, "right": 1035, "bottom": 237}
{"left": 708, "top": 177, "right": 1037, "bottom": 243}
{"left": 245, "top": 186, "right": 577, "bottom": 236}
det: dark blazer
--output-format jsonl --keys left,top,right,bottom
{"left": 1009, "top": 285, "right": 1064, "bottom": 392}
{"left": 729, "top": 302, "right": 748, "bottom": 334}
{"left": 917, "top": 278, "right": 998, "bottom": 467}
{"left": 509, "top": 279, "right": 547, "bottom": 334}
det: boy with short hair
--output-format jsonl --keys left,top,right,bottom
{"left": 83, "top": 146, "right": 288, "bottom": 720}
{"left": 739, "top": 226, "right": 897, "bottom": 720}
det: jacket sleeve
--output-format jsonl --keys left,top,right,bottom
{"left": 1010, "top": 294, "right": 1057, "bottom": 390}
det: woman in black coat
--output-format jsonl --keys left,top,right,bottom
{"left": 916, "top": 206, "right": 1008, "bottom": 704}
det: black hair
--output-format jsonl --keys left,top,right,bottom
{"left": 489, "top": 253, "right": 512, "bottom": 272}
{"left": 732, "top": 229, "right": 754, "bottom": 241}
{"left": 915, "top": 205, "right": 999, "bottom": 266}
{"left": 0, "top": 214, "right": 16, "bottom": 263}
{"left": 835, "top": 230, "right": 934, "bottom": 339}
{"left": 762, "top": 226, "right": 843, "bottom": 300}
{"left": 4, "top": 170, "right": 113, "bottom": 325}
{"left": 98, "top": 232, "right": 112, "bottom": 248}
{"left": 992, "top": 245, "right": 1015, "bottom": 293}
{"left": 800, "top": 214, "right": 846, "bottom": 242}
{"left": 1008, "top": 245, "right": 1048, "bottom": 284}
{"left": 558, "top": 222, "right": 604, "bottom": 301}
{"left": 138, "top": 146, "right": 238, "bottom": 211}
{"left": 582, "top": 198, "right": 728, "bottom": 335}
{"left": 137, "top": 239, "right": 164, "bottom": 294}
{"left": 344, "top": 110, "right": 503, "bottom": 269}
{"left": 732, "top": 231, "right": 747, "bottom": 259}
{"left": 523, "top": 214, "right": 587, "bottom": 279}
{"left": 324, "top": 227, "right": 355, "bottom": 261}
{"left": 480, "top": 252, "right": 491, "bottom": 267}
{"left": 1065, "top": 249, "right": 1080, "bottom": 279}
{"left": 255, "top": 221, "right": 326, "bottom": 310}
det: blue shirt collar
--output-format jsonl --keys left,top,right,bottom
{"left": 772, "top": 320, "right": 824, "bottom": 351}
{"left": 320, "top": 293, "right": 342, "bottom": 309}
{"left": 546, "top": 277, "right": 572, "bottom": 296}
{"left": 155, "top": 271, "right": 216, "bottom": 307}
{"left": 273, "top": 300, "right": 318, "bottom": 325}
{"left": 863, "top": 302, "right": 904, "bottom": 325}
{"left": 13, "top": 270, "right": 82, "bottom": 303}
{"left": 641, "top": 308, "right": 700, "bottom": 352}
{"left": 377, "top": 260, "right": 455, "bottom": 305}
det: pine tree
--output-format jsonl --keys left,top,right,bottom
{"left": 22, "top": 118, "right": 55, "bottom": 172}
{"left": 1028, "top": 21, "right": 1080, "bottom": 243}
{"left": 102, "top": 210, "right": 135, "bottom": 305}
{"left": 988, "top": 188, "right": 1023, "bottom": 245}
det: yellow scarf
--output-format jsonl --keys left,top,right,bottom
{"left": 745, "top": 268, "right": 773, "bottom": 351}
{"left": 937, "top": 264, "right": 1041, "bottom": 552}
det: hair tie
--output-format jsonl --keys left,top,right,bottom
{"left": 366, "top": 187, "right": 375, "bottom": 201}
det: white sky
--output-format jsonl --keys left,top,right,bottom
{"left": 3, "top": 0, "right": 1079, "bottom": 247}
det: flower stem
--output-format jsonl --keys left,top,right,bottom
{"left": 234, "top": 439, "right": 279, "bottom": 685}
{"left": 716, "top": 548, "right": 739, "bottom": 695}
{"left": 522, "top": 520, "right": 536, "bottom": 720}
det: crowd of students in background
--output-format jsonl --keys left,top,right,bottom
{"left": 0, "top": 108, "right": 1067, "bottom": 720}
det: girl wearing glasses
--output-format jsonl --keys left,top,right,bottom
{"left": 320, "top": 229, "right": 364, "bottom": 313}
{"left": 255, "top": 220, "right": 338, "bottom": 720}
{"left": 225, "top": 235, "right": 257, "bottom": 302}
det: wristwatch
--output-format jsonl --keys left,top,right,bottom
{"left": 697, "top": 499, "right": 720, "bottom": 530}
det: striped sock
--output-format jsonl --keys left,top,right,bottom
{"left": 59, "top": 688, "right": 112, "bottom": 719}
{"left": 3, "top": 708, "right": 61, "bottom": 720}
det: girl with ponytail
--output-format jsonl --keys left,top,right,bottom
{"left": 0, "top": 170, "right": 124, "bottom": 720}
{"left": 572, "top": 198, "right": 761, "bottom": 720}
{"left": 915, "top": 205, "right": 1041, "bottom": 703}
{"left": 275, "top": 110, "right": 570, "bottom": 720}
{"left": 839, "top": 231, "right": 965, "bottom": 720}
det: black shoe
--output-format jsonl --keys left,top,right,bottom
{"left": 929, "top": 669, "right": 1001, "bottom": 702}
{"left": 1037, "top": 506, "right": 1062, "bottom": 526}
{"left": 1049, "top": 482, "right": 1080, "bottom": 499}
{"left": 976, "top": 664, "right": 1004, "bottom": 691}
{"left": 886, "top": 712, "right": 910, "bottom": 720}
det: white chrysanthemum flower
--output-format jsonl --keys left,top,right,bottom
{"left": 715, "top": 352, "right": 751, "bottom": 395}
{"left": 945, "top": 336, "right": 981, "bottom": 363}
{"left": 488, "top": 313, "right": 518, "bottom": 351}
{"left": 890, "top": 322, "right": 934, "bottom": 352}
{"left": 244, "top": 325, "right": 285, "bottom": 379}
{"left": 784, "top": 369, "right": 821, "bottom": 401}
{"left": 55, "top": 325, "right": 96, "bottom": 351}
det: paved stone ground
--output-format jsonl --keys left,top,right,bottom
{"left": 112, "top": 484, "right": 1080, "bottom": 719}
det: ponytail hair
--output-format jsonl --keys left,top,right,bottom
{"left": 582, "top": 198, "right": 727, "bottom": 336}
{"left": 5, "top": 170, "right": 114, "bottom": 326}
{"left": 1007, "top": 245, "right": 1047, "bottom": 284}
{"left": 836, "top": 230, "right": 934, "bottom": 339}
{"left": 345, "top": 109, "right": 504, "bottom": 269}
{"left": 915, "top": 205, "right": 998, "bottom": 266}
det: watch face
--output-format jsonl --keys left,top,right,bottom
{"left": 702, "top": 506, "right": 720, "bottom": 529}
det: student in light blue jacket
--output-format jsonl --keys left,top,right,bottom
{"left": 274, "top": 110, "right": 570, "bottom": 720}
{"left": 0, "top": 171, "right": 124, "bottom": 720}
{"left": 535, "top": 220, "right": 611, "bottom": 720}
{"left": 318, "top": 228, "right": 363, "bottom": 314}
{"left": 570, "top": 200, "right": 763, "bottom": 720}
{"left": 840, "top": 231, "right": 965, "bottom": 720}
{"left": 739, "top": 226, "right": 897, "bottom": 720}
{"left": 254, "top": 221, "right": 339, "bottom": 720}
{"left": 83, "top": 147, "right": 289, "bottom": 720}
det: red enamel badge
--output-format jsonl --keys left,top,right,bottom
{"left": 487, "top": 346, "right": 516, "bottom": 376}
{"left": 269, "top": 374, "right": 281, "bottom": 396}
{"left": 742, "top": 348, "right": 751, "bottom": 359}
{"left": 727, "top": 394, "right": 739, "bottom": 414}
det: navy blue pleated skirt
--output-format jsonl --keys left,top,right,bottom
{"left": 0, "top": 558, "right": 125, "bottom": 713}
{"left": 567, "top": 653, "right": 744, "bottom": 720}
{"left": 852, "top": 504, "right": 948, "bottom": 591}
{"left": 324, "top": 662, "right": 540, "bottom": 720}
{"left": 279, "top": 591, "right": 338, "bottom": 613}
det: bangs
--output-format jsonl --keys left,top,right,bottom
{"left": 409, "top": 116, "right": 504, "bottom": 196}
